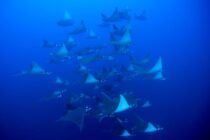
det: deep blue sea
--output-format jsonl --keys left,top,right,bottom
{"left": 0, "top": 0, "right": 210, "bottom": 140}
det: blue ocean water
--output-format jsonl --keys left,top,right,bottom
{"left": 0, "top": 0, "right": 209, "bottom": 140}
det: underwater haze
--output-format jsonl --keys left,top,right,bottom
{"left": 0, "top": 0, "right": 210, "bottom": 140}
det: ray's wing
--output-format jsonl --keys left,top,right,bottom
{"left": 59, "top": 107, "right": 85, "bottom": 131}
